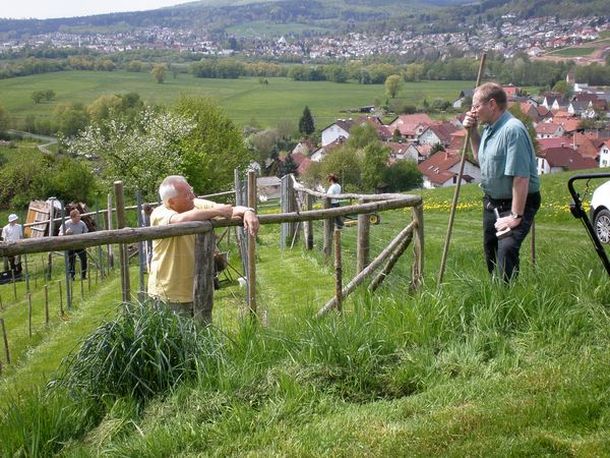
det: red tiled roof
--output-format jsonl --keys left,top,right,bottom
{"left": 389, "top": 113, "right": 434, "bottom": 136}
{"left": 422, "top": 121, "right": 461, "bottom": 145}
{"left": 558, "top": 118, "right": 581, "bottom": 133}
{"left": 538, "top": 136, "right": 573, "bottom": 149}
{"left": 538, "top": 147, "right": 597, "bottom": 169}
{"left": 572, "top": 132, "right": 599, "bottom": 159}
{"left": 418, "top": 151, "right": 462, "bottom": 184}
{"left": 535, "top": 123, "right": 563, "bottom": 135}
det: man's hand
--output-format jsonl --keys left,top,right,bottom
{"left": 243, "top": 210, "right": 259, "bottom": 237}
{"left": 462, "top": 110, "right": 478, "bottom": 129}
{"left": 495, "top": 215, "right": 521, "bottom": 232}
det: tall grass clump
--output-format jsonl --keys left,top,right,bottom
{"left": 51, "top": 301, "right": 225, "bottom": 403}
{"left": 0, "top": 388, "right": 102, "bottom": 457}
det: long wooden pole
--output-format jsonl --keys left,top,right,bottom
{"left": 114, "top": 181, "right": 130, "bottom": 302}
{"left": 0, "top": 318, "right": 10, "bottom": 364}
{"left": 247, "top": 170, "right": 257, "bottom": 317}
{"left": 334, "top": 229, "right": 342, "bottom": 313}
{"left": 438, "top": 53, "right": 487, "bottom": 284}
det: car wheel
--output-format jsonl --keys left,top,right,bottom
{"left": 594, "top": 208, "right": 610, "bottom": 244}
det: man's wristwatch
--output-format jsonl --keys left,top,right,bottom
{"left": 244, "top": 207, "right": 256, "bottom": 214}
{"left": 510, "top": 211, "right": 522, "bottom": 219}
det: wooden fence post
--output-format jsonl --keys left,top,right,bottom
{"left": 357, "top": 199, "right": 370, "bottom": 273}
{"left": 0, "top": 318, "right": 10, "bottom": 364}
{"left": 44, "top": 284, "right": 49, "bottom": 325}
{"left": 411, "top": 204, "right": 424, "bottom": 289}
{"left": 136, "top": 191, "right": 146, "bottom": 301}
{"left": 114, "top": 181, "right": 130, "bottom": 302}
{"left": 59, "top": 201, "right": 73, "bottom": 311}
{"left": 192, "top": 230, "right": 216, "bottom": 325}
{"left": 58, "top": 280, "right": 64, "bottom": 316}
{"left": 247, "top": 170, "right": 257, "bottom": 317}
{"left": 304, "top": 193, "right": 314, "bottom": 250}
{"left": 323, "top": 197, "right": 332, "bottom": 257}
{"left": 27, "top": 292, "right": 33, "bottom": 337}
{"left": 334, "top": 229, "right": 342, "bottom": 313}
{"left": 96, "top": 204, "right": 105, "bottom": 279}
{"left": 106, "top": 192, "right": 114, "bottom": 269}
{"left": 46, "top": 197, "right": 55, "bottom": 280}
{"left": 234, "top": 168, "right": 248, "bottom": 276}
{"left": 12, "top": 270, "right": 17, "bottom": 300}
{"left": 24, "top": 253, "right": 30, "bottom": 293}
{"left": 280, "top": 174, "right": 296, "bottom": 249}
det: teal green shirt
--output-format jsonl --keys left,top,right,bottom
{"left": 479, "top": 111, "right": 540, "bottom": 199}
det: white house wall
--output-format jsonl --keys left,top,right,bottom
{"left": 321, "top": 126, "right": 349, "bottom": 147}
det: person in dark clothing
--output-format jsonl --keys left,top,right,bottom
{"left": 59, "top": 209, "right": 88, "bottom": 280}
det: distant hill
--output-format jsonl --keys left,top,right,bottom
{"left": 0, "top": 0, "right": 607, "bottom": 40}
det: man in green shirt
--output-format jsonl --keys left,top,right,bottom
{"left": 463, "top": 82, "right": 541, "bottom": 281}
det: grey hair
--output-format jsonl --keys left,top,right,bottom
{"left": 159, "top": 175, "right": 188, "bottom": 205}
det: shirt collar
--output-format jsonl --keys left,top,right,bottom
{"left": 484, "top": 110, "right": 511, "bottom": 136}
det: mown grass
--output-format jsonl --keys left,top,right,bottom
{"left": 547, "top": 47, "right": 597, "bottom": 57}
{"left": 2, "top": 169, "right": 610, "bottom": 455}
{"left": 0, "top": 71, "right": 468, "bottom": 127}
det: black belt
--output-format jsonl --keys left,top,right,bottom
{"left": 484, "top": 191, "right": 540, "bottom": 211}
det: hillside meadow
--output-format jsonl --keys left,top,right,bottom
{"left": 0, "top": 71, "right": 469, "bottom": 127}
{"left": 2, "top": 164, "right": 610, "bottom": 455}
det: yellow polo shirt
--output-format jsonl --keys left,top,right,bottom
{"left": 147, "top": 198, "right": 216, "bottom": 303}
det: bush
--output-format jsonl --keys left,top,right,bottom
{"left": 51, "top": 302, "right": 225, "bottom": 403}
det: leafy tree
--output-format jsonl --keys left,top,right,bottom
{"left": 54, "top": 103, "right": 90, "bottom": 138}
{"left": 361, "top": 143, "right": 390, "bottom": 191}
{"left": 383, "top": 160, "right": 422, "bottom": 192}
{"left": 68, "top": 108, "right": 195, "bottom": 199}
{"left": 173, "top": 96, "right": 251, "bottom": 194}
{"left": 0, "top": 103, "right": 9, "bottom": 133}
{"left": 347, "top": 123, "right": 379, "bottom": 150}
{"left": 277, "top": 153, "right": 298, "bottom": 177}
{"left": 309, "top": 146, "right": 363, "bottom": 192}
{"left": 151, "top": 64, "right": 167, "bottom": 84}
{"left": 508, "top": 104, "right": 539, "bottom": 153}
{"left": 298, "top": 106, "right": 315, "bottom": 136}
{"left": 384, "top": 74, "right": 403, "bottom": 99}
{"left": 552, "top": 80, "right": 573, "bottom": 98}
{"left": 430, "top": 143, "right": 445, "bottom": 155}
{"left": 31, "top": 90, "right": 45, "bottom": 104}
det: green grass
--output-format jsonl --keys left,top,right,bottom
{"left": 547, "top": 47, "right": 597, "bottom": 57}
{"left": 0, "top": 71, "right": 468, "bottom": 127}
{"left": 3, "top": 169, "right": 610, "bottom": 455}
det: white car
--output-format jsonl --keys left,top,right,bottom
{"left": 590, "top": 180, "right": 610, "bottom": 243}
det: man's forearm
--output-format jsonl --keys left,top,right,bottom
{"left": 511, "top": 176, "right": 529, "bottom": 215}
{"left": 469, "top": 129, "right": 481, "bottom": 162}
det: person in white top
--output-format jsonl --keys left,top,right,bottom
{"left": 2, "top": 213, "right": 23, "bottom": 272}
{"left": 326, "top": 174, "right": 343, "bottom": 228}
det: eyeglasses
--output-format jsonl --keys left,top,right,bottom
{"left": 471, "top": 99, "right": 493, "bottom": 110}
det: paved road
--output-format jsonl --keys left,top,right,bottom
{"left": 7, "top": 129, "right": 57, "bottom": 154}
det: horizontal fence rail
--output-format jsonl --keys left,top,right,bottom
{"left": 1, "top": 198, "right": 422, "bottom": 257}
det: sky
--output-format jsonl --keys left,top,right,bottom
{"left": 1, "top": 0, "right": 189, "bottom": 20}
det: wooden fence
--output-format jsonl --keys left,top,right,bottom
{"left": 0, "top": 172, "right": 424, "bottom": 370}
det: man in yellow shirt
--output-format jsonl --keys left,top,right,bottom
{"left": 148, "top": 175, "right": 259, "bottom": 319}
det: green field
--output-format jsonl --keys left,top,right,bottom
{"left": 2, "top": 163, "right": 610, "bottom": 455}
{"left": 548, "top": 47, "right": 597, "bottom": 57}
{"left": 0, "top": 71, "right": 469, "bottom": 128}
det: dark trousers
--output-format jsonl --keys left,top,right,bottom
{"left": 330, "top": 202, "right": 343, "bottom": 228}
{"left": 483, "top": 192, "right": 541, "bottom": 282}
{"left": 68, "top": 249, "right": 87, "bottom": 280}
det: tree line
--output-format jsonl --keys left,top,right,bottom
{"left": 3, "top": 53, "right": 608, "bottom": 87}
